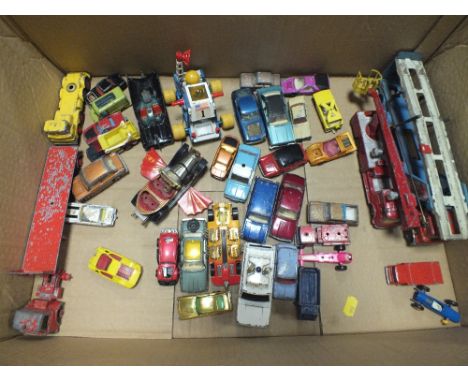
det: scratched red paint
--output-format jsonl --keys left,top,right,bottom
{"left": 21, "top": 146, "right": 78, "bottom": 274}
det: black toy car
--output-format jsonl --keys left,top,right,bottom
{"left": 295, "top": 267, "right": 320, "bottom": 320}
{"left": 128, "top": 73, "right": 174, "bottom": 150}
{"left": 85, "top": 74, "right": 127, "bottom": 104}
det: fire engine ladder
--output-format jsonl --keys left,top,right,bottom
{"left": 395, "top": 57, "right": 468, "bottom": 240}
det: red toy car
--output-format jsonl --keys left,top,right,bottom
{"left": 259, "top": 143, "right": 307, "bottom": 178}
{"left": 297, "top": 224, "right": 350, "bottom": 250}
{"left": 385, "top": 261, "right": 443, "bottom": 286}
{"left": 156, "top": 229, "right": 180, "bottom": 285}
{"left": 270, "top": 174, "right": 306, "bottom": 242}
{"left": 299, "top": 249, "right": 352, "bottom": 271}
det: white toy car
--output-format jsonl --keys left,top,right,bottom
{"left": 288, "top": 96, "right": 311, "bottom": 141}
{"left": 237, "top": 243, "right": 276, "bottom": 327}
{"left": 240, "top": 72, "right": 281, "bottom": 88}
{"left": 65, "top": 202, "right": 117, "bottom": 227}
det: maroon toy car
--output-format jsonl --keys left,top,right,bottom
{"left": 270, "top": 173, "right": 306, "bottom": 242}
{"left": 259, "top": 143, "right": 307, "bottom": 178}
{"left": 297, "top": 224, "right": 350, "bottom": 250}
{"left": 385, "top": 261, "right": 443, "bottom": 286}
{"left": 156, "top": 229, "right": 180, "bottom": 285}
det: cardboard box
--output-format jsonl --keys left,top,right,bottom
{"left": 1, "top": 15, "right": 467, "bottom": 365}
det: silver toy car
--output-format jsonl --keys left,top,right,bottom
{"left": 65, "top": 202, "right": 117, "bottom": 227}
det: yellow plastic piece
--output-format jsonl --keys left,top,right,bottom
{"left": 185, "top": 70, "right": 200, "bottom": 85}
{"left": 171, "top": 123, "right": 186, "bottom": 140}
{"left": 88, "top": 247, "right": 142, "bottom": 289}
{"left": 97, "top": 120, "right": 140, "bottom": 153}
{"left": 343, "top": 295, "right": 359, "bottom": 317}
{"left": 220, "top": 113, "right": 235, "bottom": 130}
{"left": 43, "top": 72, "right": 90, "bottom": 144}
{"left": 210, "top": 79, "right": 223, "bottom": 93}
{"left": 312, "top": 89, "right": 343, "bottom": 132}
{"left": 352, "top": 69, "right": 383, "bottom": 96}
{"left": 163, "top": 88, "right": 176, "bottom": 104}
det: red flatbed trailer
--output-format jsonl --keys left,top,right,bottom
{"left": 16, "top": 146, "right": 78, "bottom": 274}
{"left": 385, "top": 261, "right": 443, "bottom": 285}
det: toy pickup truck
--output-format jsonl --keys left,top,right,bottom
{"left": 297, "top": 224, "right": 350, "bottom": 250}
{"left": 307, "top": 201, "right": 359, "bottom": 226}
{"left": 385, "top": 261, "right": 443, "bottom": 286}
{"left": 295, "top": 267, "right": 320, "bottom": 320}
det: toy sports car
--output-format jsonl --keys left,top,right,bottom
{"left": 237, "top": 243, "right": 276, "bottom": 327}
{"left": 180, "top": 218, "right": 208, "bottom": 293}
{"left": 273, "top": 244, "right": 299, "bottom": 300}
{"left": 312, "top": 89, "right": 343, "bottom": 133}
{"left": 232, "top": 88, "right": 267, "bottom": 144}
{"left": 89, "top": 87, "right": 130, "bottom": 122}
{"left": 270, "top": 174, "right": 306, "bottom": 242}
{"left": 85, "top": 74, "right": 127, "bottom": 104}
{"left": 281, "top": 74, "right": 329, "bottom": 95}
{"left": 288, "top": 96, "right": 311, "bottom": 141}
{"left": 156, "top": 229, "right": 180, "bottom": 285}
{"left": 177, "top": 290, "right": 233, "bottom": 320}
{"left": 207, "top": 203, "right": 241, "bottom": 287}
{"left": 224, "top": 144, "right": 260, "bottom": 203}
{"left": 88, "top": 247, "right": 142, "bottom": 288}
{"left": 257, "top": 86, "right": 295, "bottom": 148}
{"left": 128, "top": 73, "right": 174, "bottom": 150}
{"left": 259, "top": 143, "right": 307, "bottom": 178}
{"left": 305, "top": 131, "right": 357, "bottom": 166}
{"left": 242, "top": 177, "right": 279, "bottom": 244}
{"left": 210, "top": 136, "right": 239, "bottom": 180}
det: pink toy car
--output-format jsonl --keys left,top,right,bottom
{"left": 281, "top": 74, "right": 329, "bottom": 96}
{"left": 297, "top": 224, "right": 350, "bottom": 250}
{"left": 299, "top": 249, "right": 352, "bottom": 271}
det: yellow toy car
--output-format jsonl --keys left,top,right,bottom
{"left": 312, "top": 89, "right": 343, "bottom": 133}
{"left": 97, "top": 119, "right": 140, "bottom": 154}
{"left": 306, "top": 131, "right": 357, "bottom": 166}
{"left": 88, "top": 247, "right": 142, "bottom": 288}
{"left": 207, "top": 203, "right": 241, "bottom": 287}
{"left": 177, "top": 290, "right": 233, "bottom": 320}
{"left": 43, "top": 72, "right": 90, "bottom": 144}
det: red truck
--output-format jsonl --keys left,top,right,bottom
{"left": 385, "top": 261, "right": 443, "bottom": 286}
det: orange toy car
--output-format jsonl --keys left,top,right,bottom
{"left": 305, "top": 131, "right": 357, "bottom": 166}
{"left": 210, "top": 136, "right": 239, "bottom": 180}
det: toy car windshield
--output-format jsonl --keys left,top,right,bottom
{"left": 277, "top": 206, "right": 299, "bottom": 220}
{"left": 241, "top": 110, "right": 259, "bottom": 120}
{"left": 275, "top": 145, "right": 304, "bottom": 167}
{"left": 266, "top": 93, "right": 287, "bottom": 123}
{"left": 249, "top": 213, "right": 269, "bottom": 224}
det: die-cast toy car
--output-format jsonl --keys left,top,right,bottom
{"left": 306, "top": 131, "right": 357, "bottom": 166}
{"left": 273, "top": 244, "right": 299, "bottom": 300}
{"left": 85, "top": 74, "right": 127, "bottom": 104}
{"left": 177, "top": 290, "right": 233, "bottom": 320}
{"left": 210, "top": 136, "right": 239, "bottom": 180}
{"left": 232, "top": 88, "right": 267, "bottom": 144}
{"left": 259, "top": 143, "right": 307, "bottom": 178}
{"left": 156, "top": 229, "right": 180, "bottom": 285}
{"left": 281, "top": 74, "right": 329, "bottom": 95}
{"left": 288, "top": 96, "right": 311, "bottom": 141}
{"left": 411, "top": 285, "right": 460, "bottom": 325}
{"left": 312, "top": 89, "right": 343, "bottom": 132}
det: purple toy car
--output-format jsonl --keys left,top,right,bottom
{"left": 281, "top": 74, "right": 329, "bottom": 96}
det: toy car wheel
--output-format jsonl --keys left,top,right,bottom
{"left": 171, "top": 123, "right": 186, "bottom": 141}
{"left": 207, "top": 209, "right": 214, "bottom": 222}
{"left": 335, "top": 265, "right": 347, "bottom": 271}
{"left": 156, "top": 240, "right": 160, "bottom": 263}
{"left": 441, "top": 319, "right": 449, "bottom": 326}
{"left": 334, "top": 245, "right": 346, "bottom": 252}
{"left": 444, "top": 299, "right": 458, "bottom": 307}
{"left": 231, "top": 207, "right": 239, "bottom": 220}
{"left": 416, "top": 285, "right": 430, "bottom": 292}
{"left": 236, "top": 261, "right": 242, "bottom": 275}
{"left": 210, "top": 79, "right": 223, "bottom": 93}
{"left": 220, "top": 114, "right": 235, "bottom": 130}
{"left": 210, "top": 263, "right": 215, "bottom": 277}
{"left": 163, "top": 89, "right": 176, "bottom": 104}
{"left": 410, "top": 302, "right": 424, "bottom": 311}
{"left": 187, "top": 219, "right": 200, "bottom": 233}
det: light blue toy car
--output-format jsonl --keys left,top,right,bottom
{"left": 257, "top": 86, "right": 295, "bottom": 148}
{"left": 224, "top": 144, "right": 261, "bottom": 203}
{"left": 242, "top": 177, "right": 279, "bottom": 243}
{"left": 273, "top": 244, "right": 298, "bottom": 300}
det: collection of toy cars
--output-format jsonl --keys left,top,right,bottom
{"left": 14, "top": 49, "right": 464, "bottom": 337}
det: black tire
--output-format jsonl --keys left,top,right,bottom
{"left": 232, "top": 207, "right": 239, "bottom": 221}
{"left": 334, "top": 245, "right": 346, "bottom": 252}
{"left": 210, "top": 263, "right": 215, "bottom": 277}
{"left": 156, "top": 240, "right": 160, "bottom": 264}
{"left": 187, "top": 219, "right": 200, "bottom": 233}
{"left": 335, "top": 264, "right": 347, "bottom": 271}
{"left": 236, "top": 262, "right": 242, "bottom": 275}
{"left": 207, "top": 209, "right": 214, "bottom": 222}
{"left": 411, "top": 302, "right": 424, "bottom": 311}
{"left": 444, "top": 299, "right": 458, "bottom": 307}
{"left": 416, "top": 285, "right": 430, "bottom": 292}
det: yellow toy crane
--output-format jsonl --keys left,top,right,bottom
{"left": 352, "top": 69, "right": 382, "bottom": 96}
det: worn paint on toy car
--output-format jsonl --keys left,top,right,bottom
{"left": 259, "top": 143, "right": 307, "bottom": 178}
{"left": 297, "top": 224, "right": 350, "bottom": 249}
{"left": 307, "top": 201, "right": 359, "bottom": 226}
{"left": 177, "top": 290, "right": 233, "bottom": 320}
{"left": 299, "top": 249, "right": 352, "bottom": 271}
{"left": 306, "top": 131, "right": 357, "bottom": 166}
{"left": 273, "top": 244, "right": 299, "bottom": 300}
{"left": 210, "top": 136, "right": 239, "bottom": 180}
{"left": 156, "top": 229, "right": 180, "bottom": 285}
{"left": 232, "top": 88, "right": 267, "bottom": 144}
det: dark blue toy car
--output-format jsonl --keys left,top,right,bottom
{"left": 295, "top": 267, "right": 320, "bottom": 320}
{"left": 273, "top": 244, "right": 298, "bottom": 300}
{"left": 241, "top": 177, "right": 279, "bottom": 243}
{"left": 232, "top": 88, "right": 267, "bottom": 145}
{"left": 411, "top": 285, "right": 460, "bottom": 325}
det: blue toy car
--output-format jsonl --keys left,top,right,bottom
{"left": 411, "top": 285, "right": 460, "bottom": 324}
{"left": 257, "top": 86, "right": 295, "bottom": 148}
{"left": 224, "top": 144, "right": 261, "bottom": 203}
{"left": 242, "top": 177, "right": 279, "bottom": 243}
{"left": 295, "top": 267, "right": 320, "bottom": 320}
{"left": 232, "top": 88, "right": 267, "bottom": 144}
{"left": 273, "top": 244, "right": 298, "bottom": 300}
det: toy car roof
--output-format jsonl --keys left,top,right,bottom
{"left": 274, "top": 144, "right": 304, "bottom": 167}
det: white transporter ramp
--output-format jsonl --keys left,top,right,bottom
{"left": 237, "top": 243, "right": 276, "bottom": 327}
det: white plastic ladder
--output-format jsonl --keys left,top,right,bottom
{"left": 395, "top": 57, "right": 468, "bottom": 240}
